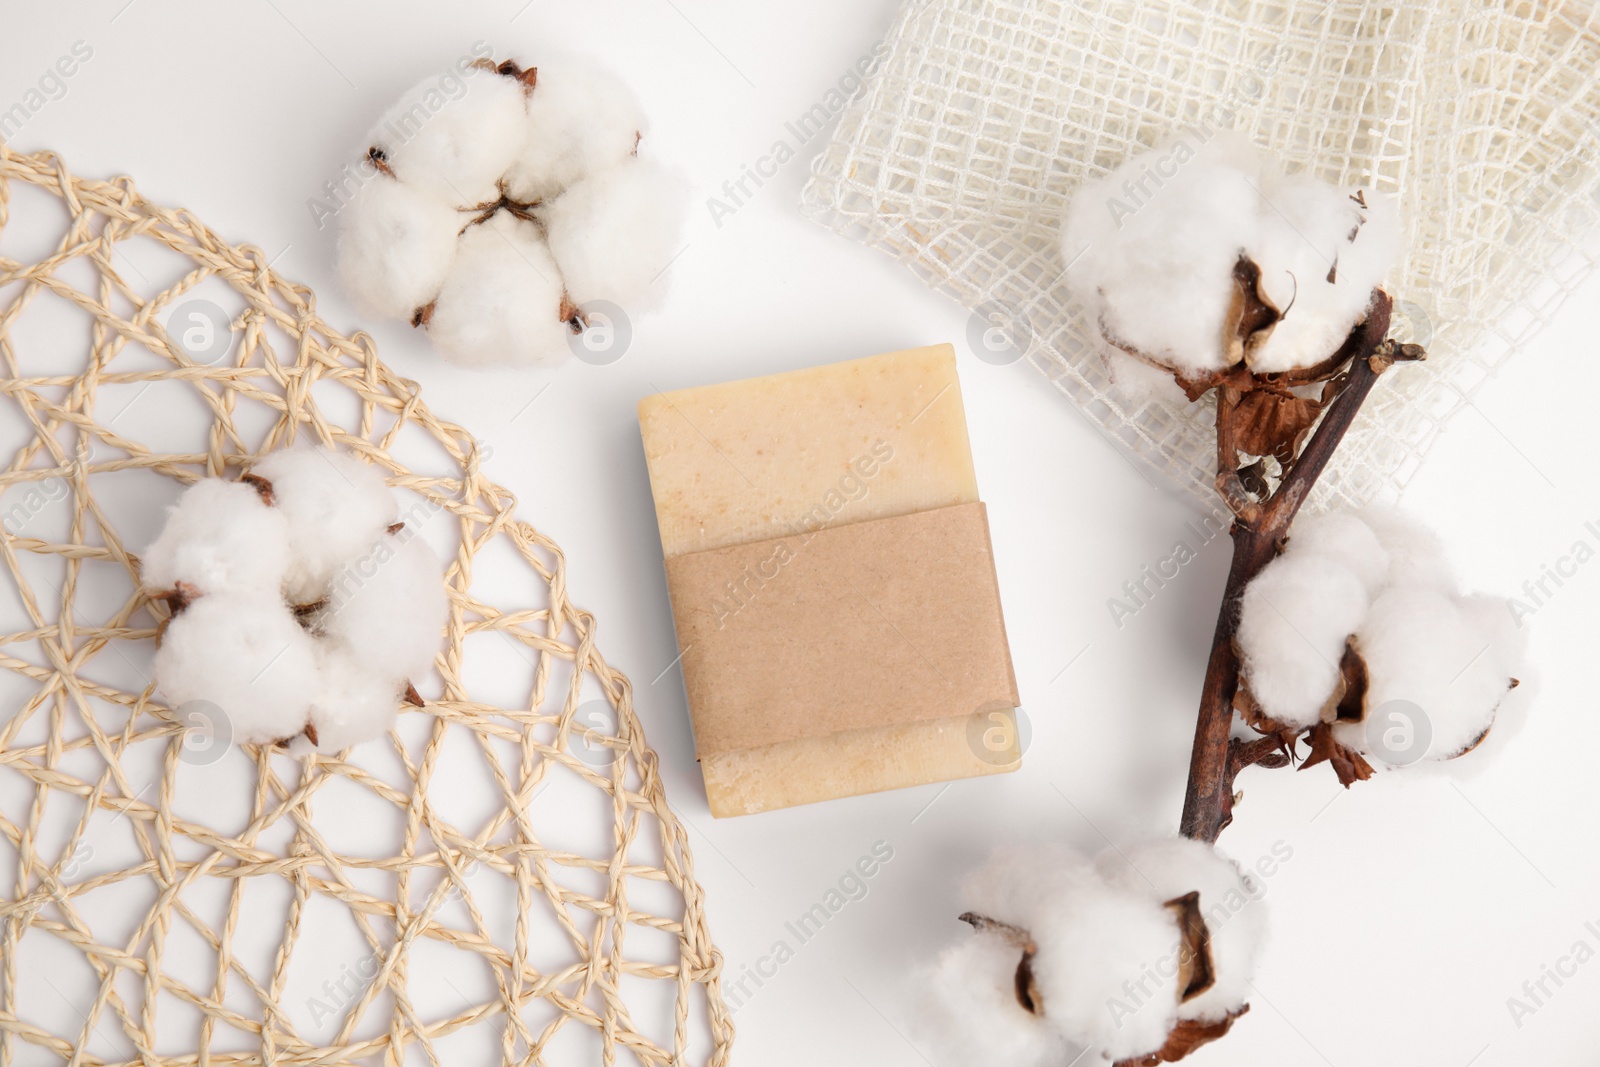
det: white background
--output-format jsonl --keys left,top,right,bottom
{"left": 3, "top": 2, "right": 1599, "bottom": 1065}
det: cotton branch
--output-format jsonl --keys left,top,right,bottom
{"left": 1178, "top": 292, "right": 1418, "bottom": 843}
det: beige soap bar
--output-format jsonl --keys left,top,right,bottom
{"left": 639, "top": 344, "right": 1020, "bottom": 817}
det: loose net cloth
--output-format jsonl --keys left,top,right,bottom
{"left": 0, "top": 145, "right": 732, "bottom": 1067}
{"left": 803, "top": 0, "right": 1600, "bottom": 509}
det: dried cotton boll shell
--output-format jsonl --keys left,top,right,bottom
{"left": 1095, "top": 838, "right": 1268, "bottom": 1025}
{"left": 1237, "top": 553, "right": 1370, "bottom": 728}
{"left": 309, "top": 644, "right": 402, "bottom": 752}
{"left": 1246, "top": 178, "right": 1400, "bottom": 372}
{"left": 248, "top": 447, "right": 397, "bottom": 604}
{"left": 316, "top": 532, "right": 448, "bottom": 683}
{"left": 1282, "top": 509, "right": 1390, "bottom": 596}
{"left": 141, "top": 478, "right": 292, "bottom": 597}
{"left": 154, "top": 593, "right": 318, "bottom": 746}
{"left": 1062, "top": 133, "right": 1265, "bottom": 379}
{"left": 913, "top": 934, "right": 1079, "bottom": 1067}
{"left": 1355, "top": 586, "right": 1516, "bottom": 761}
{"left": 336, "top": 178, "right": 464, "bottom": 319}
{"left": 541, "top": 156, "right": 689, "bottom": 309}
{"left": 502, "top": 59, "right": 647, "bottom": 204}
{"left": 366, "top": 73, "right": 530, "bottom": 205}
{"left": 425, "top": 215, "right": 572, "bottom": 367}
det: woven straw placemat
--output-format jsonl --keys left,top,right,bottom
{"left": 0, "top": 144, "right": 732, "bottom": 1066}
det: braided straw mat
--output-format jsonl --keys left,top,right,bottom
{"left": 803, "top": 0, "right": 1600, "bottom": 510}
{"left": 0, "top": 145, "right": 732, "bottom": 1067}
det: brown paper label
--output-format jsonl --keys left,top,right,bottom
{"left": 664, "top": 502, "right": 1019, "bottom": 757}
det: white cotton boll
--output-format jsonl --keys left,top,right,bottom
{"left": 249, "top": 447, "right": 397, "bottom": 604}
{"left": 336, "top": 177, "right": 463, "bottom": 319}
{"left": 310, "top": 644, "right": 401, "bottom": 752}
{"left": 1237, "top": 553, "right": 1369, "bottom": 727}
{"left": 503, "top": 59, "right": 647, "bottom": 203}
{"left": 1101, "top": 348, "right": 1194, "bottom": 409}
{"left": 317, "top": 531, "right": 448, "bottom": 682}
{"left": 141, "top": 478, "right": 291, "bottom": 597}
{"left": 1356, "top": 587, "right": 1515, "bottom": 761}
{"left": 960, "top": 846, "right": 1180, "bottom": 1058}
{"left": 541, "top": 155, "right": 688, "bottom": 309}
{"left": 426, "top": 214, "right": 572, "bottom": 367}
{"left": 961, "top": 845, "right": 1104, "bottom": 928}
{"left": 1028, "top": 883, "right": 1181, "bottom": 1061}
{"left": 913, "top": 934, "right": 1078, "bottom": 1067}
{"left": 154, "top": 593, "right": 317, "bottom": 746}
{"left": 367, "top": 72, "right": 529, "bottom": 205}
{"left": 1356, "top": 505, "right": 1457, "bottom": 592}
{"left": 1246, "top": 178, "right": 1400, "bottom": 372}
{"left": 1062, "top": 133, "right": 1265, "bottom": 378}
{"left": 1283, "top": 509, "right": 1390, "bottom": 596}
{"left": 1096, "top": 838, "right": 1267, "bottom": 1025}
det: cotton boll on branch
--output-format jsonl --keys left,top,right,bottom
{"left": 249, "top": 447, "right": 397, "bottom": 604}
{"left": 914, "top": 935, "right": 1077, "bottom": 1067}
{"left": 1247, "top": 177, "right": 1402, "bottom": 373}
{"left": 310, "top": 644, "right": 402, "bottom": 752}
{"left": 1237, "top": 552, "right": 1369, "bottom": 728}
{"left": 541, "top": 156, "right": 689, "bottom": 309}
{"left": 1062, "top": 134, "right": 1264, "bottom": 378}
{"left": 141, "top": 478, "right": 291, "bottom": 597}
{"left": 503, "top": 59, "right": 647, "bottom": 203}
{"left": 425, "top": 215, "right": 572, "bottom": 367}
{"left": 154, "top": 594, "right": 318, "bottom": 746}
{"left": 336, "top": 178, "right": 464, "bottom": 320}
{"left": 1061, "top": 132, "right": 1402, "bottom": 381}
{"left": 316, "top": 532, "right": 448, "bottom": 684}
{"left": 367, "top": 72, "right": 530, "bottom": 205}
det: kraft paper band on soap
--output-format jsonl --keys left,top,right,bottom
{"left": 664, "top": 501, "right": 1019, "bottom": 758}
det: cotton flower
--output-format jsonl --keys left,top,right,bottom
{"left": 915, "top": 935, "right": 1077, "bottom": 1067}
{"left": 366, "top": 72, "right": 530, "bottom": 205}
{"left": 916, "top": 841, "right": 1262, "bottom": 1066}
{"left": 154, "top": 592, "right": 319, "bottom": 746}
{"left": 1236, "top": 507, "right": 1524, "bottom": 769}
{"left": 309, "top": 644, "right": 403, "bottom": 753}
{"left": 314, "top": 530, "right": 449, "bottom": 683}
{"left": 425, "top": 214, "right": 572, "bottom": 368}
{"left": 248, "top": 446, "right": 397, "bottom": 605}
{"left": 1237, "top": 552, "right": 1370, "bottom": 730}
{"left": 140, "top": 478, "right": 292, "bottom": 598}
{"left": 540, "top": 156, "right": 688, "bottom": 309}
{"left": 1246, "top": 177, "right": 1402, "bottom": 372}
{"left": 504, "top": 58, "right": 647, "bottom": 204}
{"left": 1096, "top": 837, "right": 1268, "bottom": 1027}
{"left": 336, "top": 178, "right": 464, "bottom": 320}
{"left": 335, "top": 54, "right": 686, "bottom": 368}
{"left": 1062, "top": 132, "right": 1401, "bottom": 383}
{"left": 146, "top": 447, "right": 447, "bottom": 754}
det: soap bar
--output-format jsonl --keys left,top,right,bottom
{"left": 639, "top": 344, "right": 1021, "bottom": 817}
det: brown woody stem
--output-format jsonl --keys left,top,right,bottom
{"left": 1178, "top": 293, "right": 1397, "bottom": 843}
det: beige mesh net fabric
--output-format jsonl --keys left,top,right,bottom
{"left": 0, "top": 146, "right": 732, "bottom": 1066}
{"left": 803, "top": 0, "right": 1600, "bottom": 508}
